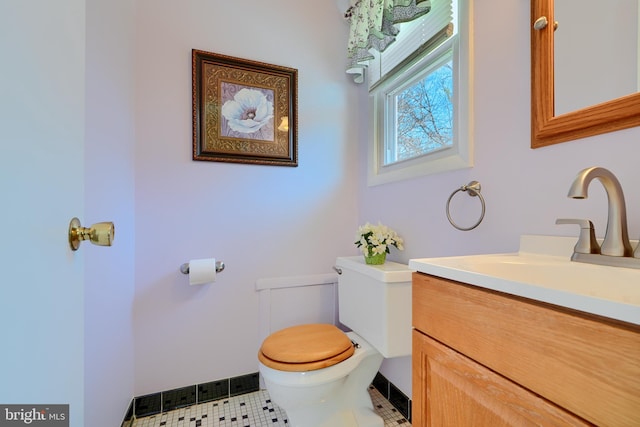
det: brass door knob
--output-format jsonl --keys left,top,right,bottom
{"left": 68, "top": 217, "right": 115, "bottom": 251}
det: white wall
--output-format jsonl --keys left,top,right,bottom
{"left": 132, "top": 0, "right": 360, "bottom": 395}
{"left": 359, "top": 0, "right": 640, "bottom": 398}
{"left": 84, "top": 0, "right": 136, "bottom": 425}
{"left": 132, "top": 0, "right": 640, "bottom": 401}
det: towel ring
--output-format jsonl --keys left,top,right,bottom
{"left": 446, "top": 181, "right": 485, "bottom": 231}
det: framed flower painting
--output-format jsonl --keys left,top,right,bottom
{"left": 192, "top": 50, "right": 298, "bottom": 166}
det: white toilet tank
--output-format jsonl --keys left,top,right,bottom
{"left": 335, "top": 256, "right": 413, "bottom": 358}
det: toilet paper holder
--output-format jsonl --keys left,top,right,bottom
{"left": 180, "top": 260, "right": 225, "bottom": 274}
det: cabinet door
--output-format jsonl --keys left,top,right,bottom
{"left": 412, "top": 330, "right": 591, "bottom": 427}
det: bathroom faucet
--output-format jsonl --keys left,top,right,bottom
{"left": 567, "top": 167, "right": 633, "bottom": 257}
{"left": 559, "top": 167, "right": 640, "bottom": 270}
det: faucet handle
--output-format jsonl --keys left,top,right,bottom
{"left": 556, "top": 218, "right": 601, "bottom": 254}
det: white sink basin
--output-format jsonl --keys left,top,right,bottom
{"left": 409, "top": 235, "right": 640, "bottom": 325}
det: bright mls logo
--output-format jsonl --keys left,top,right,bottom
{"left": 0, "top": 405, "right": 68, "bottom": 426}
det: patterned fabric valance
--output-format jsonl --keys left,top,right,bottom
{"left": 344, "top": 0, "right": 431, "bottom": 83}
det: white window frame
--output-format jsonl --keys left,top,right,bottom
{"left": 368, "top": 0, "right": 473, "bottom": 187}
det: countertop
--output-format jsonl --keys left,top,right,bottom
{"left": 409, "top": 235, "right": 640, "bottom": 326}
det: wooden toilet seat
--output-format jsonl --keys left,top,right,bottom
{"left": 258, "top": 324, "right": 355, "bottom": 372}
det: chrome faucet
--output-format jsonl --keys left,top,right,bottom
{"left": 567, "top": 167, "right": 633, "bottom": 257}
{"left": 558, "top": 167, "right": 640, "bottom": 269}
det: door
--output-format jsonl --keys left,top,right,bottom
{"left": 0, "top": 0, "right": 86, "bottom": 424}
{"left": 412, "top": 331, "right": 590, "bottom": 426}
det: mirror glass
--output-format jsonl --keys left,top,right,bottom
{"left": 531, "top": 0, "right": 640, "bottom": 148}
{"left": 554, "top": 0, "right": 639, "bottom": 115}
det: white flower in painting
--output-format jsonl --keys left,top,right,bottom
{"left": 221, "top": 88, "right": 274, "bottom": 134}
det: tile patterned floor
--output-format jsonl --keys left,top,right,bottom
{"left": 132, "top": 386, "right": 410, "bottom": 427}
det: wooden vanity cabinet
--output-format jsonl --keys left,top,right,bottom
{"left": 412, "top": 272, "right": 640, "bottom": 426}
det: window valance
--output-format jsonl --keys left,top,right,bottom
{"left": 344, "top": 0, "right": 431, "bottom": 83}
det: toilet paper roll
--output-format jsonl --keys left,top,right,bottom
{"left": 188, "top": 258, "right": 217, "bottom": 285}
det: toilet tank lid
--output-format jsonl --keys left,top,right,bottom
{"left": 336, "top": 256, "right": 413, "bottom": 283}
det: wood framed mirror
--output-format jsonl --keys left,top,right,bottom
{"left": 531, "top": 0, "right": 640, "bottom": 148}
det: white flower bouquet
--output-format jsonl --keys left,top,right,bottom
{"left": 355, "top": 222, "right": 404, "bottom": 264}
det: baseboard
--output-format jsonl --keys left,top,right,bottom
{"left": 372, "top": 372, "right": 412, "bottom": 422}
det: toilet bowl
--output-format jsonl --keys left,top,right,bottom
{"left": 259, "top": 326, "right": 383, "bottom": 427}
{"left": 257, "top": 256, "right": 413, "bottom": 427}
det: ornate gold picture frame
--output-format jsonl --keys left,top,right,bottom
{"left": 192, "top": 50, "right": 298, "bottom": 166}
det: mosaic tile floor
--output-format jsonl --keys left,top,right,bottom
{"left": 132, "top": 386, "right": 410, "bottom": 427}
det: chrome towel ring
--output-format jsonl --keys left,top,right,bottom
{"left": 446, "top": 181, "right": 486, "bottom": 231}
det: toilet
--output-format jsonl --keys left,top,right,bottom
{"left": 258, "top": 256, "right": 412, "bottom": 427}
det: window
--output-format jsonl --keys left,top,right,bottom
{"left": 386, "top": 49, "right": 453, "bottom": 164}
{"left": 368, "top": 0, "right": 473, "bottom": 186}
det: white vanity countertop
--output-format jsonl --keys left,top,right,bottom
{"left": 409, "top": 235, "right": 640, "bottom": 326}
